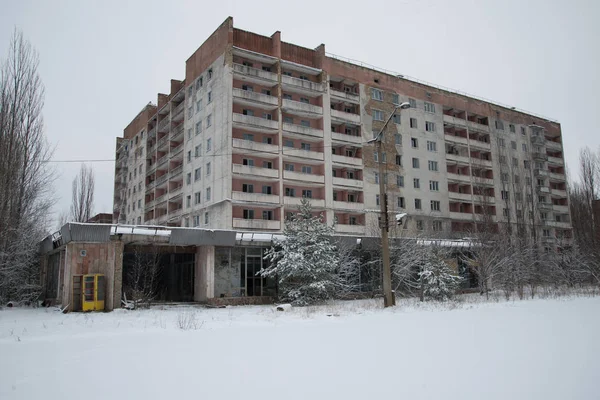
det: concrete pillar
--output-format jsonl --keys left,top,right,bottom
{"left": 194, "top": 245, "right": 215, "bottom": 301}
{"left": 107, "top": 240, "right": 124, "bottom": 311}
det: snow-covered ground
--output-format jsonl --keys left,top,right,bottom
{"left": 1, "top": 294, "right": 599, "bottom": 400}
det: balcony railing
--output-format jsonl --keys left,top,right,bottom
{"left": 469, "top": 140, "right": 491, "bottom": 150}
{"left": 445, "top": 152, "right": 471, "bottom": 164}
{"left": 157, "top": 155, "right": 169, "bottom": 168}
{"left": 532, "top": 152, "right": 548, "bottom": 161}
{"left": 447, "top": 173, "right": 472, "bottom": 184}
{"left": 331, "top": 131, "right": 363, "bottom": 145}
{"left": 444, "top": 134, "right": 469, "bottom": 146}
{"left": 282, "top": 148, "right": 324, "bottom": 161}
{"left": 282, "top": 99, "right": 323, "bottom": 115}
{"left": 449, "top": 211, "right": 474, "bottom": 221}
{"left": 284, "top": 197, "right": 325, "bottom": 208}
{"left": 443, "top": 114, "right": 468, "bottom": 127}
{"left": 330, "top": 109, "right": 361, "bottom": 125}
{"left": 546, "top": 141, "right": 562, "bottom": 151}
{"left": 553, "top": 204, "right": 569, "bottom": 213}
{"left": 551, "top": 188, "right": 567, "bottom": 198}
{"left": 233, "top": 218, "right": 281, "bottom": 230}
{"left": 332, "top": 177, "right": 364, "bottom": 189}
{"left": 171, "top": 124, "right": 184, "bottom": 140}
{"left": 169, "top": 207, "right": 183, "bottom": 219}
{"left": 155, "top": 173, "right": 169, "bottom": 186}
{"left": 282, "top": 170, "right": 325, "bottom": 184}
{"left": 548, "top": 172, "right": 566, "bottom": 181}
{"left": 171, "top": 102, "right": 185, "bottom": 121}
{"left": 170, "top": 143, "right": 184, "bottom": 156}
{"left": 157, "top": 117, "right": 171, "bottom": 133}
{"left": 147, "top": 127, "right": 156, "bottom": 139}
{"left": 232, "top": 164, "right": 279, "bottom": 179}
{"left": 449, "top": 192, "right": 473, "bottom": 202}
{"left": 548, "top": 156, "right": 564, "bottom": 165}
{"left": 232, "top": 138, "right": 279, "bottom": 154}
{"left": 282, "top": 123, "right": 323, "bottom": 138}
{"left": 330, "top": 88, "right": 360, "bottom": 103}
{"left": 232, "top": 63, "right": 278, "bottom": 82}
{"left": 232, "top": 191, "right": 280, "bottom": 204}
{"left": 331, "top": 154, "right": 363, "bottom": 167}
{"left": 332, "top": 200, "right": 364, "bottom": 211}
{"left": 157, "top": 136, "right": 169, "bottom": 149}
{"left": 170, "top": 165, "right": 183, "bottom": 177}
{"left": 232, "top": 113, "right": 278, "bottom": 130}
{"left": 233, "top": 88, "right": 278, "bottom": 106}
{"left": 169, "top": 185, "right": 183, "bottom": 198}
{"left": 470, "top": 157, "right": 493, "bottom": 167}
{"left": 281, "top": 75, "right": 324, "bottom": 92}
{"left": 154, "top": 194, "right": 167, "bottom": 204}
{"left": 335, "top": 224, "right": 365, "bottom": 234}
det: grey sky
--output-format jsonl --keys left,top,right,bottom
{"left": 1, "top": 0, "right": 598, "bottom": 225}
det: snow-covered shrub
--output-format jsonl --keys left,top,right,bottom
{"left": 419, "top": 257, "right": 462, "bottom": 301}
{"left": 176, "top": 310, "right": 203, "bottom": 330}
{"left": 262, "top": 199, "right": 341, "bottom": 306}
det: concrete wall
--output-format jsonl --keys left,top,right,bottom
{"left": 213, "top": 247, "right": 242, "bottom": 297}
{"left": 194, "top": 245, "right": 215, "bottom": 301}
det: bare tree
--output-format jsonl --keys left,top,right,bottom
{"left": 70, "top": 163, "right": 95, "bottom": 222}
{"left": 124, "top": 245, "right": 162, "bottom": 308}
{"left": 0, "top": 29, "right": 55, "bottom": 304}
{"left": 56, "top": 209, "right": 69, "bottom": 231}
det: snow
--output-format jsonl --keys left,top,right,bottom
{"left": 1, "top": 295, "right": 599, "bottom": 400}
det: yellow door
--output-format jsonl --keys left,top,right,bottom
{"left": 81, "top": 274, "right": 105, "bottom": 311}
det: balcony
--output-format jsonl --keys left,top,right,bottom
{"left": 233, "top": 113, "right": 278, "bottom": 131}
{"left": 282, "top": 122, "right": 324, "bottom": 138}
{"left": 538, "top": 202, "right": 553, "bottom": 211}
{"left": 282, "top": 99, "right": 323, "bottom": 115}
{"left": 283, "top": 170, "right": 325, "bottom": 184}
{"left": 147, "top": 127, "right": 156, "bottom": 139}
{"left": 335, "top": 224, "right": 365, "bottom": 235}
{"left": 333, "top": 200, "right": 364, "bottom": 211}
{"left": 443, "top": 114, "right": 468, "bottom": 128}
{"left": 232, "top": 63, "right": 278, "bottom": 82}
{"left": 157, "top": 155, "right": 169, "bottom": 168}
{"left": 546, "top": 141, "right": 562, "bottom": 151}
{"left": 170, "top": 143, "right": 184, "bottom": 157}
{"left": 549, "top": 172, "right": 566, "bottom": 181}
{"left": 232, "top": 138, "right": 279, "bottom": 154}
{"left": 534, "top": 169, "right": 549, "bottom": 177}
{"left": 232, "top": 164, "right": 279, "bottom": 179}
{"left": 170, "top": 165, "right": 183, "bottom": 177}
{"left": 232, "top": 191, "right": 280, "bottom": 204}
{"left": 444, "top": 134, "right": 469, "bottom": 146}
{"left": 536, "top": 186, "right": 551, "bottom": 194}
{"left": 330, "top": 109, "right": 361, "bottom": 125}
{"left": 157, "top": 117, "right": 170, "bottom": 133}
{"left": 551, "top": 188, "right": 568, "bottom": 198}
{"left": 330, "top": 88, "right": 360, "bottom": 104}
{"left": 169, "top": 207, "right": 183, "bottom": 219}
{"left": 281, "top": 75, "right": 324, "bottom": 92}
{"left": 233, "top": 88, "right": 278, "bottom": 107}
{"left": 469, "top": 140, "right": 492, "bottom": 151}
{"left": 449, "top": 192, "right": 473, "bottom": 202}
{"left": 233, "top": 218, "right": 281, "bottom": 230}
{"left": 171, "top": 102, "right": 185, "bottom": 122}
{"left": 553, "top": 204, "right": 569, "bottom": 213}
{"left": 532, "top": 152, "right": 548, "bottom": 161}
{"left": 154, "top": 193, "right": 168, "bottom": 205}
{"left": 331, "top": 131, "right": 363, "bottom": 145}
{"left": 331, "top": 154, "right": 363, "bottom": 168}
{"left": 548, "top": 156, "right": 564, "bottom": 166}
{"left": 447, "top": 173, "right": 472, "bottom": 184}
{"left": 145, "top": 199, "right": 156, "bottom": 209}
{"left": 445, "top": 153, "right": 470, "bottom": 165}
{"left": 284, "top": 197, "right": 325, "bottom": 208}
{"left": 171, "top": 124, "right": 184, "bottom": 141}
{"left": 332, "top": 177, "right": 364, "bottom": 189}
{"left": 473, "top": 195, "right": 496, "bottom": 205}
{"left": 155, "top": 174, "right": 169, "bottom": 186}
{"left": 545, "top": 220, "right": 571, "bottom": 229}
{"left": 157, "top": 136, "right": 169, "bottom": 150}
{"left": 169, "top": 185, "right": 183, "bottom": 198}
{"left": 470, "top": 157, "right": 493, "bottom": 168}
{"left": 282, "top": 148, "right": 324, "bottom": 161}
{"left": 146, "top": 180, "right": 156, "bottom": 191}
{"left": 449, "top": 211, "right": 474, "bottom": 221}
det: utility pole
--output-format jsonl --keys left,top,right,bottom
{"left": 372, "top": 102, "right": 410, "bottom": 307}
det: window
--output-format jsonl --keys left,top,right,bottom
{"left": 424, "top": 102, "right": 435, "bottom": 113}
{"left": 374, "top": 173, "right": 388, "bottom": 184}
{"left": 207, "top": 68, "right": 213, "bottom": 80}
{"left": 429, "top": 181, "right": 439, "bottom": 191}
{"left": 410, "top": 118, "right": 418, "bottom": 129}
{"left": 515, "top": 192, "right": 523, "bottom": 201}
{"left": 526, "top": 177, "right": 532, "bottom": 186}
{"left": 503, "top": 208, "right": 510, "bottom": 217}
{"left": 206, "top": 187, "right": 211, "bottom": 201}
{"left": 392, "top": 114, "right": 401, "bottom": 124}
{"left": 396, "top": 175, "right": 404, "bottom": 187}
{"left": 187, "top": 150, "right": 192, "bottom": 163}
{"left": 262, "top": 210, "right": 274, "bottom": 220}
{"left": 522, "top": 143, "right": 528, "bottom": 152}
{"left": 242, "top": 184, "right": 254, "bottom": 193}
{"left": 206, "top": 114, "right": 212, "bottom": 127}
{"left": 376, "top": 194, "right": 380, "bottom": 206}
{"left": 509, "top": 124, "right": 516, "bottom": 133}
{"left": 194, "top": 168, "right": 201, "bottom": 181}
{"left": 196, "top": 99, "right": 202, "bottom": 113}
{"left": 511, "top": 141, "right": 517, "bottom": 150}
{"left": 416, "top": 220, "right": 424, "bottom": 230}
{"left": 262, "top": 185, "right": 272, "bottom": 195}
{"left": 283, "top": 71, "right": 292, "bottom": 77}
{"left": 501, "top": 190, "right": 510, "bottom": 200}
{"left": 195, "top": 77, "right": 203, "bottom": 90}
{"left": 243, "top": 209, "right": 254, "bottom": 220}
{"left": 543, "top": 229, "right": 551, "bottom": 238}
{"left": 242, "top": 158, "right": 254, "bottom": 166}
{"left": 413, "top": 178, "right": 420, "bottom": 189}
{"left": 524, "top": 160, "right": 531, "bottom": 169}
{"left": 261, "top": 88, "right": 271, "bottom": 95}
{"left": 194, "top": 192, "right": 201, "bottom": 205}
{"left": 186, "top": 195, "right": 191, "bottom": 208}
{"left": 285, "top": 163, "right": 294, "bottom": 172}
{"left": 243, "top": 109, "right": 254, "bottom": 116}
{"left": 195, "top": 121, "right": 202, "bottom": 135}
{"left": 374, "top": 152, "right": 386, "bottom": 163}
{"left": 207, "top": 91, "right": 212, "bottom": 103}
{"left": 428, "top": 160, "right": 438, "bottom": 171}
{"left": 427, "top": 141, "right": 437, "bottom": 152}
{"left": 431, "top": 200, "right": 441, "bottom": 211}
{"left": 301, "top": 165, "right": 312, "bottom": 174}
{"left": 187, "top": 128, "right": 192, "bottom": 139}
{"left": 206, "top": 138, "right": 212, "bottom": 152}
{"left": 500, "top": 155, "right": 507, "bottom": 164}
{"left": 415, "top": 199, "right": 422, "bottom": 210}
{"left": 185, "top": 217, "right": 190, "bottom": 227}
{"left": 300, "top": 97, "right": 309, "bottom": 104}
{"left": 498, "top": 138, "right": 506, "bottom": 147}
{"left": 521, "top": 126, "right": 526, "bottom": 135}
{"left": 195, "top": 145, "right": 202, "bottom": 157}
{"left": 301, "top": 143, "right": 311, "bottom": 151}
{"left": 242, "top": 84, "right": 253, "bottom": 92}
{"left": 432, "top": 220, "right": 443, "bottom": 231}
{"left": 263, "top": 161, "right": 273, "bottom": 169}
{"left": 302, "top": 189, "right": 312, "bottom": 198}
{"left": 371, "top": 88, "right": 383, "bottom": 101}
{"left": 512, "top": 157, "right": 518, "bottom": 167}
{"left": 137, "top": 199, "right": 141, "bottom": 208}
{"left": 372, "top": 109, "right": 384, "bottom": 121}
{"left": 409, "top": 98, "right": 417, "bottom": 108}
{"left": 425, "top": 121, "right": 435, "bottom": 132}
{"left": 397, "top": 197, "right": 405, "bottom": 208}
{"left": 394, "top": 133, "right": 402, "bottom": 145}
{"left": 395, "top": 155, "right": 402, "bottom": 166}
{"left": 284, "top": 139, "right": 294, "bottom": 148}
{"left": 285, "top": 188, "right": 295, "bottom": 197}
{"left": 193, "top": 215, "right": 200, "bottom": 227}
{"left": 262, "top": 137, "right": 272, "bottom": 144}
{"left": 495, "top": 120, "right": 504, "bottom": 130}
{"left": 206, "top": 162, "right": 211, "bottom": 176}
{"left": 300, "top": 120, "right": 310, "bottom": 127}
{"left": 186, "top": 173, "right": 191, "bottom": 185}
{"left": 411, "top": 137, "right": 418, "bottom": 148}
{"left": 392, "top": 94, "right": 400, "bottom": 104}
{"left": 242, "top": 133, "right": 254, "bottom": 141}
{"left": 412, "top": 158, "right": 420, "bottom": 168}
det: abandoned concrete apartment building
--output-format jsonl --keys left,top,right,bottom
{"left": 40, "top": 17, "right": 572, "bottom": 311}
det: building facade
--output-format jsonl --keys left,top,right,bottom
{"left": 113, "top": 17, "right": 571, "bottom": 243}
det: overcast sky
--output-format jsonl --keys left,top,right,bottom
{"left": 1, "top": 0, "right": 598, "bottom": 226}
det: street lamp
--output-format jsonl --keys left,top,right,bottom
{"left": 369, "top": 102, "right": 410, "bottom": 307}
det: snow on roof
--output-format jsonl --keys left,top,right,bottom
{"left": 111, "top": 226, "right": 171, "bottom": 237}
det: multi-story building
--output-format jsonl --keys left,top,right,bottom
{"left": 113, "top": 17, "right": 571, "bottom": 243}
